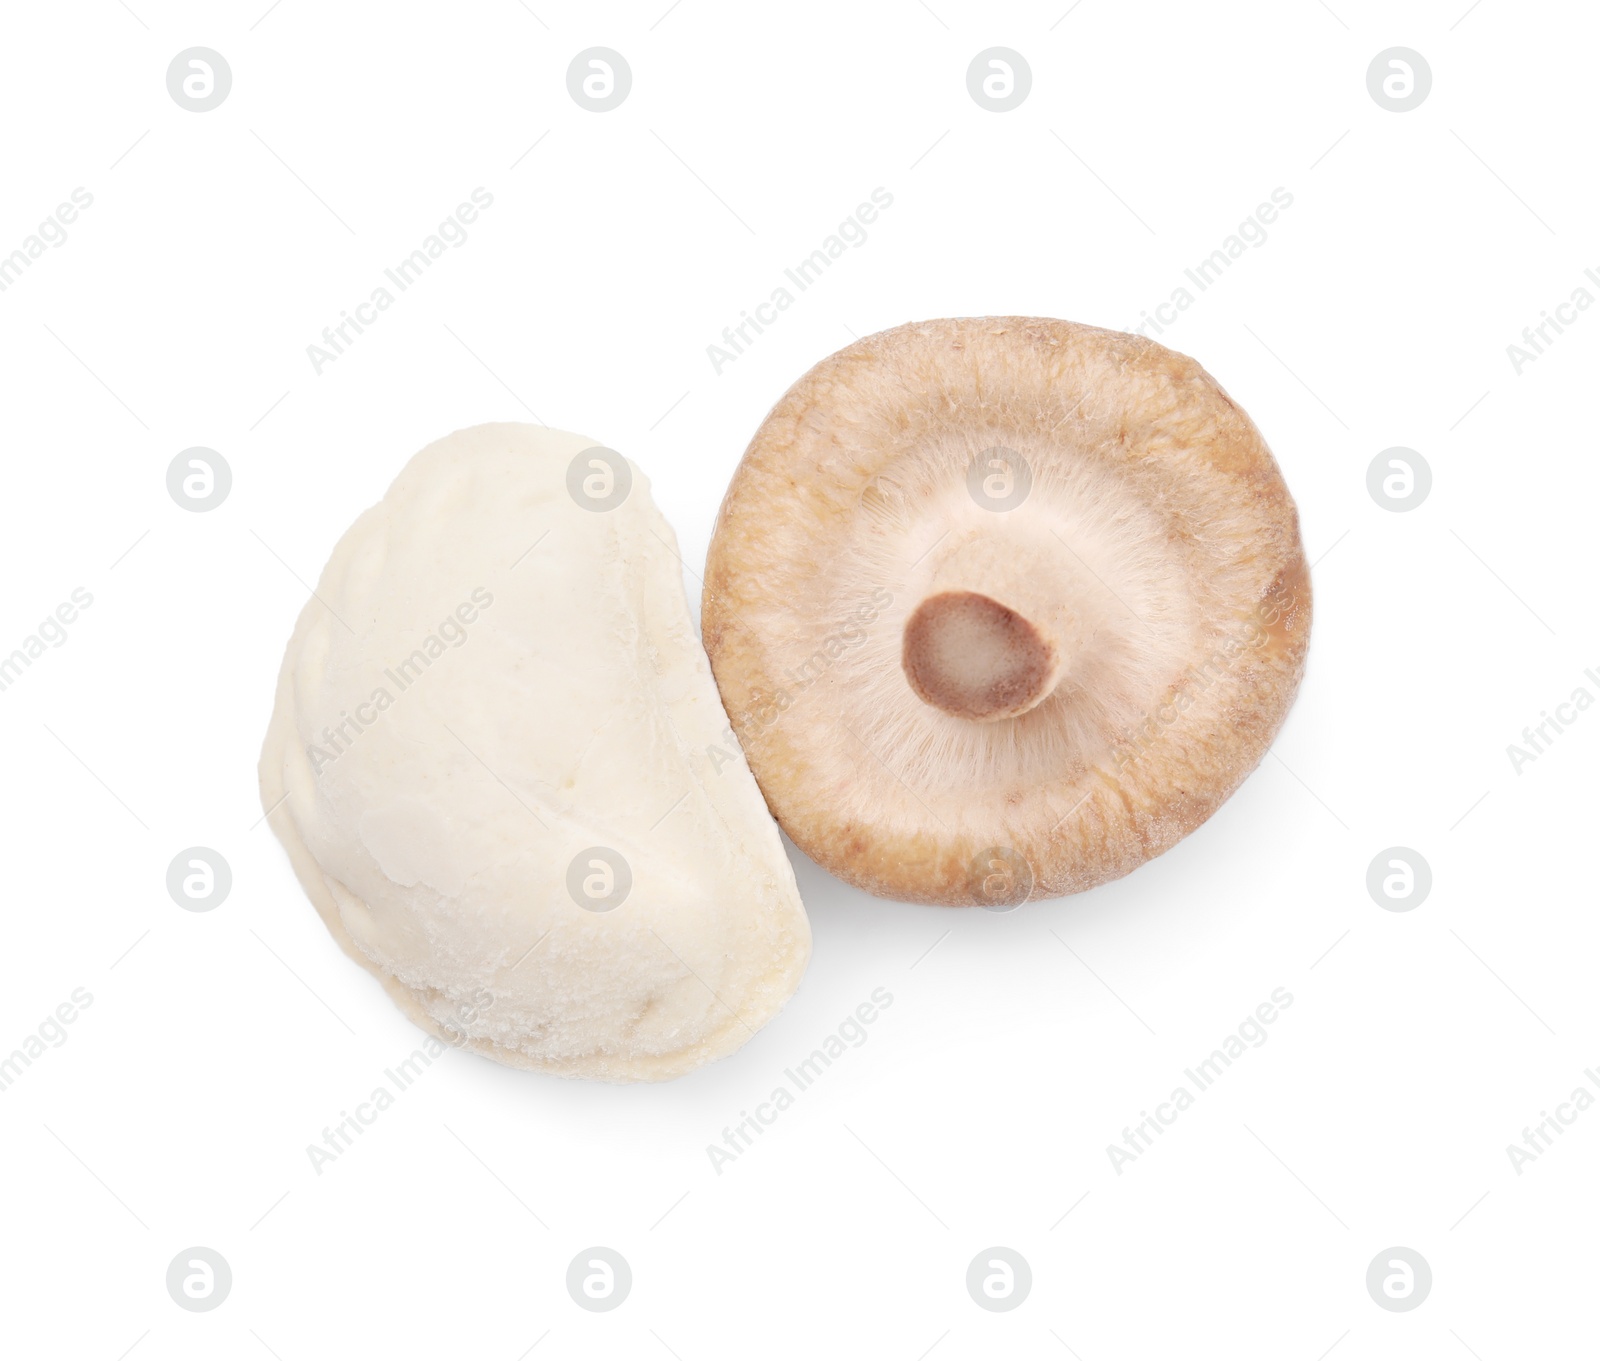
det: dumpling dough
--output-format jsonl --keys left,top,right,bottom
{"left": 258, "top": 423, "right": 810, "bottom": 1081}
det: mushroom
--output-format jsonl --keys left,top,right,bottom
{"left": 259, "top": 424, "right": 810, "bottom": 1080}
{"left": 702, "top": 318, "right": 1311, "bottom": 906}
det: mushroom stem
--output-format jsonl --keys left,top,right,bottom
{"left": 901, "top": 590, "right": 1065, "bottom": 721}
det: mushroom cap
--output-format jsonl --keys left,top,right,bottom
{"left": 702, "top": 318, "right": 1311, "bottom": 906}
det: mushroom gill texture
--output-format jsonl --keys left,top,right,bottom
{"left": 702, "top": 318, "right": 1312, "bottom": 906}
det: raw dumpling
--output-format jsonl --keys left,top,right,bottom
{"left": 259, "top": 423, "right": 810, "bottom": 1081}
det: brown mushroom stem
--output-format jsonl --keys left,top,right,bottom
{"left": 902, "top": 589, "right": 1067, "bottom": 721}
{"left": 900, "top": 528, "right": 1091, "bottom": 722}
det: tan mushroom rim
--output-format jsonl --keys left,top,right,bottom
{"left": 703, "top": 318, "right": 1311, "bottom": 906}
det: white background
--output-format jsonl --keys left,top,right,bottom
{"left": 1, "top": 1, "right": 1595, "bottom": 1357}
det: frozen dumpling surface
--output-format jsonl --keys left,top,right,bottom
{"left": 259, "top": 423, "right": 810, "bottom": 1080}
